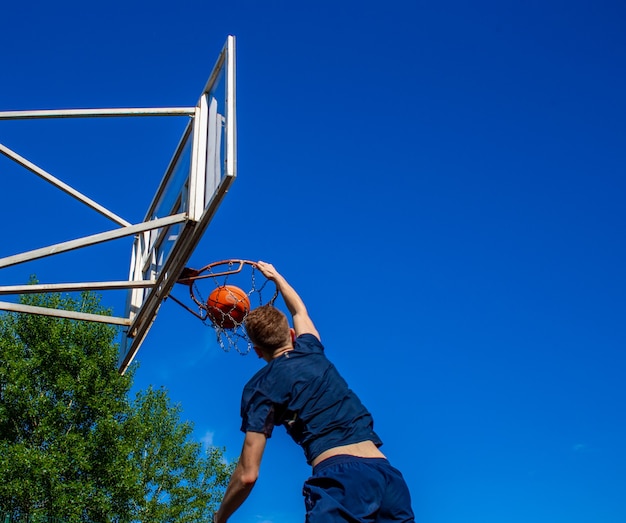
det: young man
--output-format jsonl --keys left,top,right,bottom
{"left": 213, "top": 261, "right": 414, "bottom": 523}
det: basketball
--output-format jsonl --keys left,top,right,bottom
{"left": 206, "top": 285, "right": 250, "bottom": 329}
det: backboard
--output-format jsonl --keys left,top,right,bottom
{"left": 119, "top": 35, "right": 237, "bottom": 372}
{"left": 0, "top": 35, "right": 237, "bottom": 374}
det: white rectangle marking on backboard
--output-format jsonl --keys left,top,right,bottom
{"left": 205, "top": 95, "right": 221, "bottom": 207}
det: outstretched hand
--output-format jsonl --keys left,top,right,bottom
{"left": 255, "top": 261, "right": 280, "bottom": 281}
{"left": 253, "top": 260, "right": 320, "bottom": 340}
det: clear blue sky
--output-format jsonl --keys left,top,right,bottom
{"left": 1, "top": 1, "right": 625, "bottom": 522}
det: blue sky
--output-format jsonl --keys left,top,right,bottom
{"left": 1, "top": 1, "right": 625, "bottom": 522}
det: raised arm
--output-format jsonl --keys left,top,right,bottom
{"left": 213, "top": 431, "right": 267, "bottom": 523}
{"left": 255, "top": 261, "right": 320, "bottom": 340}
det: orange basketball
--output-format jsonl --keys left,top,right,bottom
{"left": 206, "top": 285, "right": 250, "bottom": 329}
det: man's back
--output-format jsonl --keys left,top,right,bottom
{"left": 241, "top": 333, "right": 383, "bottom": 464}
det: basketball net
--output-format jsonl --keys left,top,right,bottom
{"left": 172, "top": 259, "right": 278, "bottom": 354}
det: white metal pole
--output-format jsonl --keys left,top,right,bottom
{"left": 0, "top": 300, "right": 131, "bottom": 325}
{"left": 0, "top": 107, "right": 195, "bottom": 119}
{"left": 0, "top": 213, "right": 188, "bottom": 269}
{"left": 0, "top": 142, "right": 132, "bottom": 227}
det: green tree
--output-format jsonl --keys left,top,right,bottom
{"left": 130, "top": 387, "right": 233, "bottom": 522}
{"left": 0, "top": 289, "right": 233, "bottom": 522}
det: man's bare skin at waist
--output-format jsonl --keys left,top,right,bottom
{"left": 312, "top": 440, "right": 386, "bottom": 467}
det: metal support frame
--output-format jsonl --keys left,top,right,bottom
{"left": 0, "top": 34, "right": 237, "bottom": 373}
{"left": 0, "top": 106, "right": 193, "bottom": 326}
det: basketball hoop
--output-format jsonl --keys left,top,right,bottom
{"left": 171, "top": 259, "right": 278, "bottom": 354}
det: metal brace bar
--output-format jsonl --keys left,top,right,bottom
{"left": 0, "top": 300, "right": 131, "bottom": 326}
{"left": 0, "top": 213, "right": 188, "bottom": 269}
{"left": 0, "top": 142, "right": 132, "bottom": 227}
{"left": 0, "top": 107, "right": 195, "bottom": 119}
{"left": 0, "top": 280, "right": 157, "bottom": 295}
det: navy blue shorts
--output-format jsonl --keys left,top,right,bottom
{"left": 303, "top": 455, "right": 415, "bottom": 522}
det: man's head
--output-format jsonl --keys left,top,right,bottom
{"left": 244, "top": 305, "right": 293, "bottom": 358}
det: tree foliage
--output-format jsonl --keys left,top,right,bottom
{"left": 130, "top": 387, "right": 233, "bottom": 522}
{"left": 0, "top": 289, "right": 233, "bottom": 522}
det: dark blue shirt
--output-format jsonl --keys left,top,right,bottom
{"left": 240, "top": 334, "right": 382, "bottom": 464}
